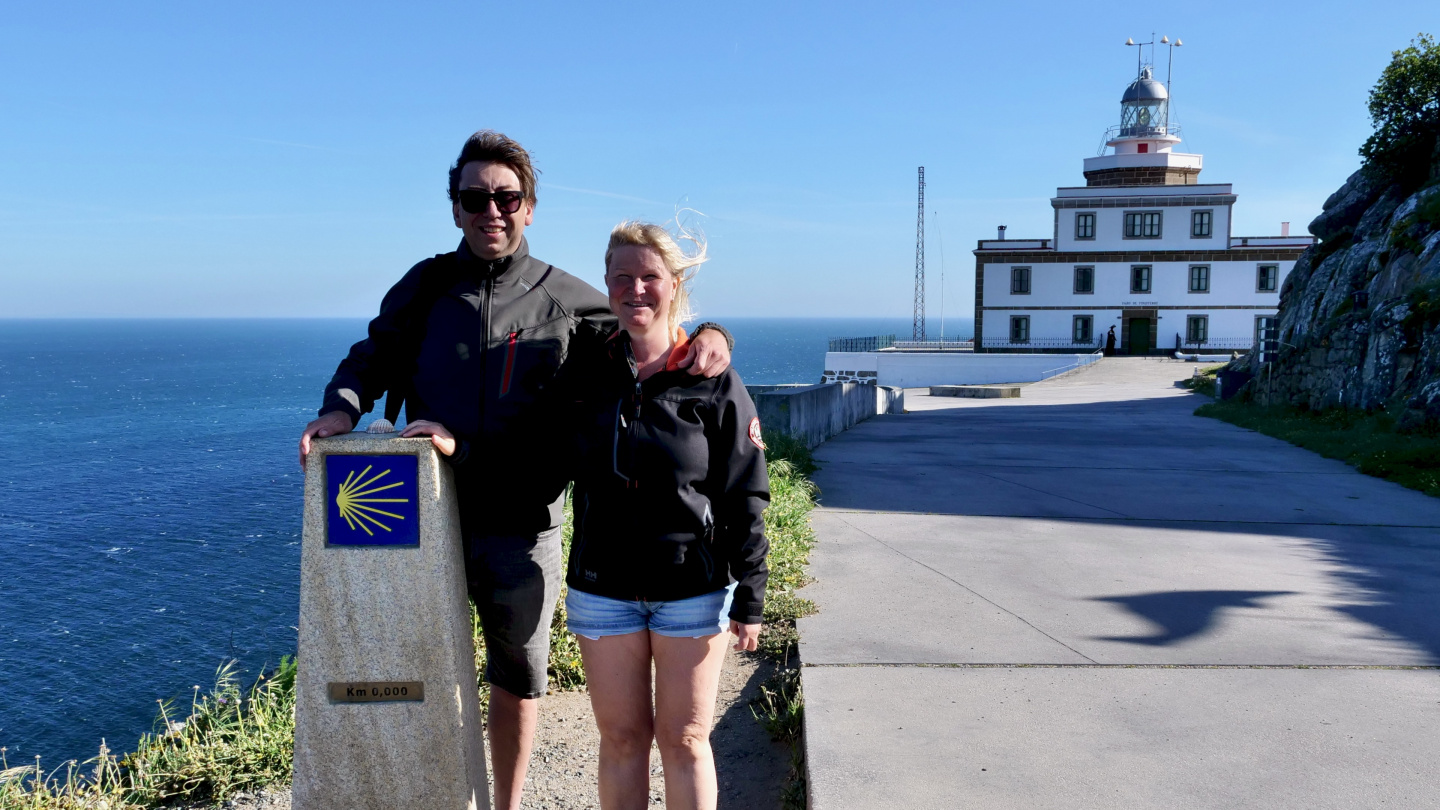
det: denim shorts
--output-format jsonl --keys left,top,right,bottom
{"left": 566, "top": 583, "right": 736, "bottom": 640}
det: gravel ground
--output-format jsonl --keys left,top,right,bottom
{"left": 206, "top": 647, "right": 791, "bottom": 809}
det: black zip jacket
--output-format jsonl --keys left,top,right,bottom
{"left": 320, "top": 238, "right": 614, "bottom": 537}
{"left": 558, "top": 333, "right": 770, "bottom": 625}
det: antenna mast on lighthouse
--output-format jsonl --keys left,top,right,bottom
{"left": 913, "top": 167, "right": 926, "bottom": 341}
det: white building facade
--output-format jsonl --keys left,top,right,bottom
{"left": 973, "top": 66, "right": 1315, "bottom": 355}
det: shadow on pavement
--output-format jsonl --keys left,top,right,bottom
{"left": 1090, "top": 590, "right": 1296, "bottom": 646}
{"left": 809, "top": 395, "right": 1440, "bottom": 664}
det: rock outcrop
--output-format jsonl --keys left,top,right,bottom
{"left": 1238, "top": 151, "right": 1440, "bottom": 432}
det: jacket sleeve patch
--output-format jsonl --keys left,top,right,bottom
{"left": 748, "top": 417, "right": 766, "bottom": 450}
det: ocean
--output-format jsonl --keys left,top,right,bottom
{"left": 0, "top": 316, "right": 970, "bottom": 768}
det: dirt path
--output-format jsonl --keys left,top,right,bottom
{"left": 527, "top": 648, "right": 790, "bottom": 809}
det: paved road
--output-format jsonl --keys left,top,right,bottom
{"left": 797, "top": 358, "right": 1440, "bottom": 809}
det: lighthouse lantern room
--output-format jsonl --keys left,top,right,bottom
{"left": 1084, "top": 41, "right": 1202, "bottom": 187}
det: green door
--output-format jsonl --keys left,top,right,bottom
{"left": 1128, "top": 318, "right": 1151, "bottom": 355}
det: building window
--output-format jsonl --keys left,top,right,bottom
{"left": 1073, "top": 315, "right": 1094, "bottom": 344}
{"left": 1073, "top": 266, "right": 1094, "bottom": 294}
{"left": 1257, "top": 264, "right": 1279, "bottom": 292}
{"left": 1191, "top": 210, "right": 1213, "bottom": 238}
{"left": 1186, "top": 315, "right": 1209, "bottom": 344}
{"left": 1075, "top": 212, "right": 1096, "bottom": 240}
{"left": 1124, "top": 211, "right": 1163, "bottom": 238}
{"left": 1011, "top": 266, "right": 1031, "bottom": 295}
{"left": 1130, "top": 265, "right": 1152, "bottom": 294}
{"left": 1189, "top": 265, "right": 1210, "bottom": 293}
{"left": 1010, "top": 316, "right": 1030, "bottom": 343}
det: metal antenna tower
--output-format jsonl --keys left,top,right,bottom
{"left": 913, "top": 167, "right": 926, "bottom": 341}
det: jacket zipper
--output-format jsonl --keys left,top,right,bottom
{"left": 696, "top": 542, "right": 715, "bottom": 582}
{"left": 480, "top": 276, "right": 493, "bottom": 428}
{"left": 618, "top": 338, "right": 643, "bottom": 488}
{"left": 500, "top": 329, "right": 521, "bottom": 396}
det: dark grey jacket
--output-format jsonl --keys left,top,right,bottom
{"left": 321, "top": 238, "right": 614, "bottom": 537}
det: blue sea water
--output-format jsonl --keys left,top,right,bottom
{"left": 0, "top": 315, "right": 970, "bottom": 768}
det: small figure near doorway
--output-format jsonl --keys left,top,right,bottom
{"left": 1105, "top": 325, "right": 1117, "bottom": 356}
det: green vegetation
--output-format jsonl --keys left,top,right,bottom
{"left": 1359, "top": 33, "right": 1440, "bottom": 185}
{"left": 1403, "top": 280, "right": 1440, "bottom": 337}
{"left": 752, "top": 666, "right": 807, "bottom": 810}
{"left": 1179, "top": 364, "right": 1224, "bottom": 398}
{"left": 1, "top": 658, "right": 297, "bottom": 809}
{"left": 1388, "top": 188, "right": 1440, "bottom": 258}
{"left": 750, "top": 430, "right": 820, "bottom": 810}
{"left": 1196, "top": 400, "right": 1440, "bottom": 497}
{"left": 756, "top": 431, "right": 820, "bottom": 663}
{"left": 7, "top": 432, "right": 825, "bottom": 809}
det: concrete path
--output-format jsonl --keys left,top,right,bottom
{"left": 797, "top": 358, "right": 1440, "bottom": 809}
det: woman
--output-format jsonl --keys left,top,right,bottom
{"left": 560, "top": 221, "right": 770, "bottom": 810}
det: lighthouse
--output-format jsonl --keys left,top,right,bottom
{"left": 971, "top": 42, "right": 1316, "bottom": 356}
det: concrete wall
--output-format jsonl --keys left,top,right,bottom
{"left": 820, "top": 352, "right": 1102, "bottom": 388}
{"left": 822, "top": 352, "right": 879, "bottom": 384}
{"left": 746, "top": 383, "right": 905, "bottom": 449}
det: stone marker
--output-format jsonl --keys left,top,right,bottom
{"left": 294, "top": 433, "right": 490, "bottom": 810}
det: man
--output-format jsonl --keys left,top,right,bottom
{"left": 298, "top": 130, "right": 733, "bottom": 810}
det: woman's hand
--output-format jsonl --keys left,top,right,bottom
{"left": 399, "top": 420, "right": 457, "bottom": 456}
{"left": 729, "top": 620, "right": 761, "bottom": 652}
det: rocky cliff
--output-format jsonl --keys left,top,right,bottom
{"left": 1240, "top": 151, "right": 1440, "bottom": 432}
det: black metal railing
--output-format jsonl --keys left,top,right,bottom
{"left": 828, "top": 334, "right": 896, "bottom": 353}
{"left": 1173, "top": 335, "right": 1256, "bottom": 351}
{"left": 893, "top": 340, "right": 973, "bottom": 350}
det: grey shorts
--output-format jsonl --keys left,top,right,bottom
{"left": 464, "top": 527, "right": 562, "bottom": 700}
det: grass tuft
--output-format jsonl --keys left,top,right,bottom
{"left": 751, "top": 430, "right": 821, "bottom": 809}
{"left": 1, "top": 657, "right": 297, "bottom": 809}
{"left": 757, "top": 432, "right": 820, "bottom": 663}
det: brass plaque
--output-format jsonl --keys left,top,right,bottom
{"left": 328, "top": 681, "right": 424, "bottom": 702}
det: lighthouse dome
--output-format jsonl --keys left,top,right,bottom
{"left": 1121, "top": 67, "right": 1168, "bottom": 103}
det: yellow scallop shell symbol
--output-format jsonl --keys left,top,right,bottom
{"left": 335, "top": 465, "right": 409, "bottom": 535}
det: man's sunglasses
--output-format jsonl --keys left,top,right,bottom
{"left": 458, "top": 189, "right": 526, "bottom": 215}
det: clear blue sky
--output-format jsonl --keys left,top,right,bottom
{"left": 1, "top": 1, "right": 1433, "bottom": 320}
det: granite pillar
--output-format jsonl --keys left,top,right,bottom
{"left": 294, "top": 434, "right": 489, "bottom": 810}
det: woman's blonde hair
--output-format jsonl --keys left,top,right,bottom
{"left": 604, "top": 220, "right": 708, "bottom": 331}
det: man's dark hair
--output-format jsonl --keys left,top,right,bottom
{"left": 447, "top": 130, "right": 539, "bottom": 204}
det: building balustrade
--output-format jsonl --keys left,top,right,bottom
{"left": 828, "top": 334, "right": 896, "bottom": 353}
{"left": 1102, "top": 123, "right": 1182, "bottom": 142}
